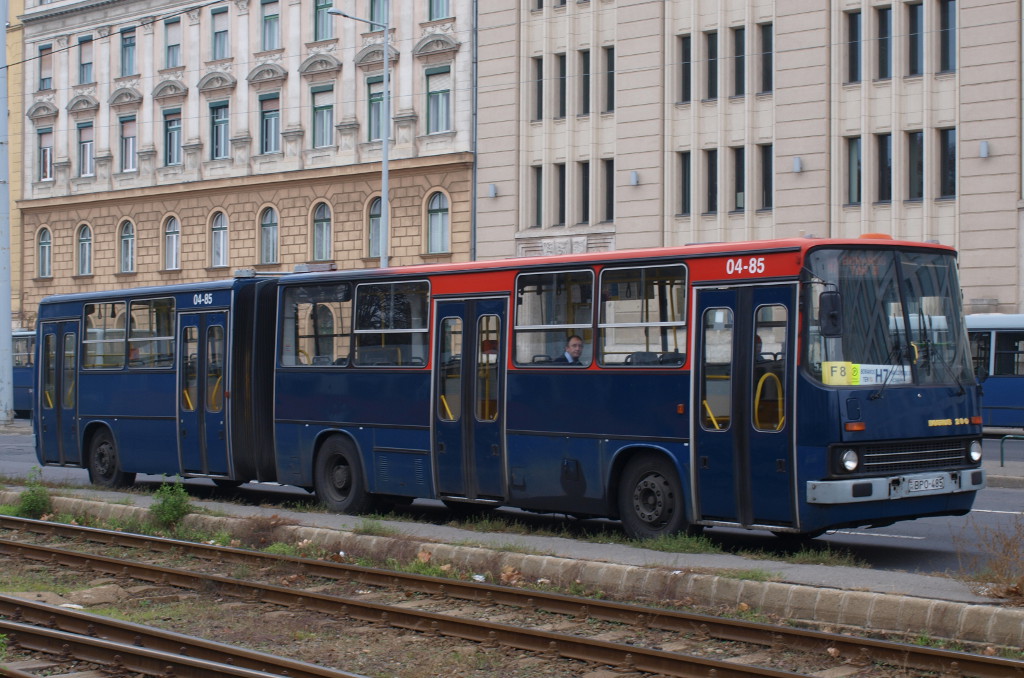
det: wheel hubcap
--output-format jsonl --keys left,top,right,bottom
{"left": 330, "top": 462, "right": 351, "bottom": 493}
{"left": 632, "top": 473, "right": 667, "bottom": 524}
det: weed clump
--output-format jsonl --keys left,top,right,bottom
{"left": 17, "top": 468, "right": 51, "bottom": 519}
{"left": 149, "top": 480, "right": 193, "bottom": 527}
{"left": 953, "top": 514, "right": 1024, "bottom": 601}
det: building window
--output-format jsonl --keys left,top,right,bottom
{"left": 37, "top": 228, "right": 52, "bottom": 278}
{"left": 263, "top": 0, "right": 280, "bottom": 49}
{"left": 210, "top": 103, "right": 230, "bottom": 159}
{"left": 429, "top": 0, "right": 450, "bottom": 21}
{"left": 876, "top": 133, "right": 892, "bottom": 202}
{"left": 847, "top": 11, "right": 861, "bottom": 83}
{"left": 532, "top": 57, "right": 544, "bottom": 120}
{"left": 907, "top": 130, "right": 924, "bottom": 200}
{"left": 212, "top": 8, "right": 229, "bottom": 60}
{"left": 78, "top": 124, "right": 95, "bottom": 177}
{"left": 211, "top": 212, "right": 229, "bottom": 267}
{"left": 78, "top": 36, "right": 93, "bottom": 84}
{"left": 603, "top": 46, "right": 615, "bottom": 112}
{"left": 314, "top": 0, "right": 331, "bottom": 41}
{"left": 531, "top": 166, "right": 543, "bottom": 228}
{"left": 579, "top": 161, "right": 590, "bottom": 224}
{"left": 120, "top": 221, "right": 135, "bottom": 273}
{"left": 121, "top": 29, "right": 136, "bottom": 76}
{"left": 846, "top": 137, "right": 862, "bottom": 205}
{"left": 427, "top": 192, "right": 449, "bottom": 253}
{"left": 939, "top": 0, "right": 956, "bottom": 72}
{"left": 77, "top": 225, "right": 92, "bottom": 276}
{"left": 312, "top": 89, "right": 334, "bottom": 147}
{"left": 261, "top": 96, "right": 281, "bottom": 153}
{"left": 579, "top": 50, "right": 591, "bottom": 115}
{"left": 370, "top": 0, "right": 387, "bottom": 26}
{"left": 164, "top": 111, "right": 182, "bottom": 165}
{"left": 732, "top": 146, "right": 745, "bottom": 211}
{"left": 368, "top": 198, "right": 382, "bottom": 257}
{"left": 556, "top": 53, "right": 567, "bottom": 118}
{"left": 759, "top": 24, "right": 773, "bottom": 93}
{"left": 759, "top": 144, "right": 773, "bottom": 209}
{"left": 313, "top": 203, "right": 332, "bottom": 260}
{"left": 120, "top": 117, "right": 137, "bottom": 172}
{"left": 939, "top": 128, "right": 956, "bottom": 198}
{"left": 368, "top": 78, "right": 386, "bottom": 141}
{"left": 705, "top": 149, "right": 718, "bottom": 213}
{"left": 907, "top": 3, "right": 923, "bottom": 76}
{"left": 426, "top": 68, "right": 451, "bottom": 133}
{"left": 732, "top": 27, "right": 745, "bottom": 97}
{"left": 165, "top": 19, "right": 182, "bottom": 68}
{"left": 680, "top": 35, "right": 691, "bottom": 102}
{"left": 705, "top": 32, "right": 718, "bottom": 99}
{"left": 38, "top": 129, "right": 53, "bottom": 181}
{"left": 602, "top": 158, "right": 614, "bottom": 221}
{"left": 38, "top": 45, "right": 52, "bottom": 90}
{"left": 555, "top": 163, "right": 566, "bottom": 225}
{"left": 260, "top": 208, "right": 278, "bottom": 263}
{"left": 164, "top": 217, "right": 181, "bottom": 269}
{"left": 679, "top": 151, "right": 691, "bottom": 215}
{"left": 877, "top": 7, "right": 891, "bottom": 79}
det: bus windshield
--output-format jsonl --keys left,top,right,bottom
{"left": 804, "top": 247, "right": 974, "bottom": 388}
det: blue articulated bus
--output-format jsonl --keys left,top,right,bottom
{"left": 967, "top": 313, "right": 1024, "bottom": 428}
{"left": 13, "top": 330, "right": 36, "bottom": 417}
{"left": 35, "top": 237, "right": 986, "bottom": 539}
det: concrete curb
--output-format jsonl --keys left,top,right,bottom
{"left": 987, "top": 474, "right": 1024, "bottom": 490}
{"left": 4, "top": 491, "right": 1021, "bottom": 647}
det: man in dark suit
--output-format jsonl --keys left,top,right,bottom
{"left": 553, "top": 335, "right": 585, "bottom": 365}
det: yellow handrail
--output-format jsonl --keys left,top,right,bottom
{"left": 702, "top": 399, "right": 721, "bottom": 430}
{"left": 440, "top": 393, "right": 454, "bottom": 421}
{"left": 754, "top": 372, "right": 785, "bottom": 431}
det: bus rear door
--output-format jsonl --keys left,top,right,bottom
{"left": 433, "top": 297, "right": 507, "bottom": 502}
{"left": 178, "top": 312, "right": 230, "bottom": 475}
{"left": 692, "top": 284, "right": 796, "bottom": 528}
{"left": 37, "top": 321, "right": 80, "bottom": 465}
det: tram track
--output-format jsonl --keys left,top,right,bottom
{"left": 1, "top": 515, "right": 1021, "bottom": 677}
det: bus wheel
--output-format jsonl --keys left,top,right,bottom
{"left": 87, "top": 429, "right": 136, "bottom": 489}
{"left": 314, "top": 436, "right": 376, "bottom": 514}
{"left": 617, "top": 454, "right": 690, "bottom": 540}
{"left": 212, "top": 479, "right": 244, "bottom": 489}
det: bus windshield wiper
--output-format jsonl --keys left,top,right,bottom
{"left": 869, "top": 341, "right": 909, "bottom": 400}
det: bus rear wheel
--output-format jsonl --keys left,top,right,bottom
{"left": 87, "top": 429, "right": 136, "bottom": 489}
{"left": 617, "top": 453, "right": 691, "bottom": 540}
{"left": 314, "top": 436, "right": 376, "bottom": 514}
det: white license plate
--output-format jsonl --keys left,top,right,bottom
{"left": 907, "top": 476, "right": 945, "bottom": 493}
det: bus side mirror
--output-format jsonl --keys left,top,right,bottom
{"left": 819, "top": 291, "right": 843, "bottom": 338}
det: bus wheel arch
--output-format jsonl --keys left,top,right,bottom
{"left": 613, "top": 448, "right": 697, "bottom": 540}
{"left": 313, "top": 433, "right": 377, "bottom": 515}
{"left": 84, "top": 424, "right": 136, "bottom": 489}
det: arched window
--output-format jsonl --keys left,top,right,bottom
{"left": 368, "top": 198, "right": 382, "bottom": 258}
{"left": 211, "top": 212, "right": 228, "bottom": 267}
{"left": 427, "top": 192, "right": 449, "bottom": 254}
{"left": 164, "top": 217, "right": 180, "bottom": 270}
{"left": 313, "top": 203, "right": 332, "bottom": 261}
{"left": 77, "top": 224, "right": 92, "bottom": 276}
{"left": 260, "top": 208, "right": 278, "bottom": 263}
{"left": 119, "top": 221, "right": 135, "bottom": 273}
{"left": 37, "top": 228, "right": 52, "bottom": 278}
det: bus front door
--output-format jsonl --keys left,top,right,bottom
{"left": 178, "top": 312, "right": 229, "bottom": 476}
{"left": 693, "top": 284, "right": 796, "bottom": 528}
{"left": 433, "top": 298, "right": 507, "bottom": 502}
{"left": 37, "top": 322, "right": 80, "bottom": 465}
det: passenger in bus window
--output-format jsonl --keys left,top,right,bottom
{"left": 554, "top": 335, "right": 585, "bottom": 365}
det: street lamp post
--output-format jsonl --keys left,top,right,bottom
{"left": 328, "top": 4, "right": 389, "bottom": 269}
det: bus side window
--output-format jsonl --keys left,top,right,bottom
{"left": 206, "top": 325, "right": 225, "bottom": 413}
{"left": 62, "top": 333, "right": 76, "bottom": 409}
{"left": 512, "top": 270, "right": 593, "bottom": 366}
{"left": 42, "top": 334, "right": 56, "bottom": 410}
{"left": 752, "top": 304, "right": 787, "bottom": 432}
{"left": 437, "top": 317, "right": 462, "bottom": 421}
{"left": 700, "top": 308, "right": 733, "bottom": 431}
{"left": 181, "top": 327, "right": 198, "bottom": 412}
{"left": 994, "top": 331, "right": 1024, "bottom": 376}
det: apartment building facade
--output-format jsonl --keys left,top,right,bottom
{"left": 475, "top": 0, "right": 1023, "bottom": 313}
{"left": 16, "top": 0, "right": 475, "bottom": 328}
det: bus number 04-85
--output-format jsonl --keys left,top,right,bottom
{"left": 725, "top": 257, "right": 766, "bottom": 276}
{"left": 193, "top": 293, "right": 214, "bottom": 306}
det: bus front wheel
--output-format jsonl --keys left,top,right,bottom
{"left": 617, "top": 454, "right": 691, "bottom": 540}
{"left": 87, "top": 429, "right": 136, "bottom": 489}
{"left": 314, "top": 436, "right": 376, "bottom": 514}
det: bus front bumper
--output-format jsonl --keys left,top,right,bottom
{"left": 806, "top": 469, "right": 986, "bottom": 504}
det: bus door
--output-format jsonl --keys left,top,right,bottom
{"left": 433, "top": 297, "right": 507, "bottom": 501}
{"left": 37, "top": 322, "right": 80, "bottom": 465}
{"left": 178, "top": 312, "right": 229, "bottom": 475}
{"left": 692, "top": 284, "right": 796, "bottom": 527}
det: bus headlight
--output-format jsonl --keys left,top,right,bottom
{"left": 968, "top": 440, "right": 982, "bottom": 463}
{"left": 840, "top": 449, "right": 859, "bottom": 472}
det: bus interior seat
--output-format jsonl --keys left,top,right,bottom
{"left": 659, "top": 351, "right": 684, "bottom": 365}
{"left": 625, "top": 351, "right": 660, "bottom": 365}
{"left": 358, "top": 346, "right": 400, "bottom": 365}
{"left": 532, "top": 354, "right": 552, "bottom": 363}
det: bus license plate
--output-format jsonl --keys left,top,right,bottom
{"left": 907, "top": 476, "right": 944, "bottom": 493}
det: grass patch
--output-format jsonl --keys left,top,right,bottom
{"left": 353, "top": 518, "right": 399, "bottom": 537}
{"left": 632, "top": 531, "right": 723, "bottom": 554}
{"left": 715, "top": 568, "right": 778, "bottom": 582}
{"left": 17, "top": 468, "right": 51, "bottom": 519}
{"left": 952, "top": 514, "right": 1024, "bottom": 601}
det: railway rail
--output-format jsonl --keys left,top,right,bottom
{"left": 1, "top": 515, "right": 1022, "bottom": 677}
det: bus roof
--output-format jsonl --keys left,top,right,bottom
{"left": 37, "top": 276, "right": 265, "bottom": 307}
{"left": 965, "top": 313, "right": 1024, "bottom": 330}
